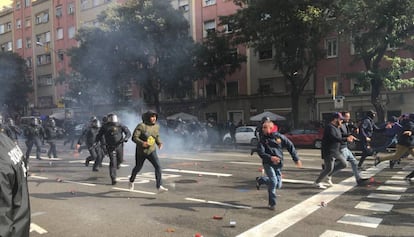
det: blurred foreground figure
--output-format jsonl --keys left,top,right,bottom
{"left": 0, "top": 132, "right": 30, "bottom": 237}
{"left": 129, "top": 111, "right": 167, "bottom": 192}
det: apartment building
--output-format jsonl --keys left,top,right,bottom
{"left": 316, "top": 33, "right": 414, "bottom": 121}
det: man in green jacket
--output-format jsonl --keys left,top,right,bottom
{"left": 129, "top": 110, "right": 167, "bottom": 192}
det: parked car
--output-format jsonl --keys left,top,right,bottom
{"left": 284, "top": 128, "right": 323, "bottom": 149}
{"left": 223, "top": 126, "right": 258, "bottom": 146}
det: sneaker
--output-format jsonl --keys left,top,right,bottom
{"left": 255, "top": 177, "right": 261, "bottom": 190}
{"left": 268, "top": 205, "right": 276, "bottom": 211}
{"left": 129, "top": 182, "right": 134, "bottom": 190}
{"left": 321, "top": 164, "right": 325, "bottom": 170}
{"left": 374, "top": 156, "right": 381, "bottom": 166}
{"left": 92, "top": 168, "right": 99, "bottom": 172}
{"left": 326, "top": 176, "right": 334, "bottom": 186}
{"left": 85, "top": 159, "right": 90, "bottom": 167}
{"left": 111, "top": 179, "right": 117, "bottom": 185}
{"left": 314, "top": 182, "right": 327, "bottom": 189}
{"left": 357, "top": 178, "right": 369, "bottom": 186}
{"left": 158, "top": 185, "right": 168, "bottom": 193}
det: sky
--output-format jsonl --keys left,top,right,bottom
{"left": 0, "top": 0, "right": 12, "bottom": 9}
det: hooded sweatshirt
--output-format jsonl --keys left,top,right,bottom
{"left": 132, "top": 111, "right": 162, "bottom": 155}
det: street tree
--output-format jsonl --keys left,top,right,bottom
{"left": 193, "top": 31, "right": 246, "bottom": 96}
{"left": 335, "top": 0, "right": 414, "bottom": 122}
{"left": 0, "top": 52, "right": 31, "bottom": 116}
{"left": 68, "top": 0, "right": 196, "bottom": 113}
{"left": 221, "top": 0, "right": 334, "bottom": 127}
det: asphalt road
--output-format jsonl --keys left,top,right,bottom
{"left": 25, "top": 141, "right": 414, "bottom": 237}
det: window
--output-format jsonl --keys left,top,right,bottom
{"left": 223, "top": 24, "right": 233, "bottom": 34}
{"left": 37, "top": 54, "right": 52, "bottom": 65}
{"left": 68, "top": 26, "right": 75, "bottom": 39}
{"left": 325, "top": 76, "right": 339, "bottom": 96}
{"left": 43, "top": 13, "right": 49, "bottom": 23}
{"left": 16, "top": 39, "right": 22, "bottom": 49}
{"left": 26, "top": 57, "right": 32, "bottom": 68}
{"left": 206, "top": 83, "right": 217, "bottom": 97}
{"left": 16, "top": 1, "right": 21, "bottom": 9}
{"left": 179, "top": 4, "right": 189, "bottom": 12}
{"left": 6, "top": 42, "right": 12, "bottom": 51}
{"left": 24, "top": 0, "right": 30, "bottom": 8}
{"left": 57, "top": 51, "right": 64, "bottom": 61}
{"left": 0, "top": 24, "right": 4, "bottom": 34}
{"left": 56, "top": 28, "right": 63, "bottom": 39}
{"left": 68, "top": 3, "right": 75, "bottom": 14}
{"left": 6, "top": 22, "right": 12, "bottom": 31}
{"left": 56, "top": 6, "right": 62, "bottom": 17}
{"left": 45, "top": 31, "right": 51, "bottom": 42}
{"left": 38, "top": 96, "right": 53, "bottom": 108}
{"left": 25, "top": 18, "right": 31, "bottom": 27}
{"left": 226, "top": 81, "right": 238, "bottom": 97}
{"left": 204, "top": 0, "right": 216, "bottom": 6}
{"left": 326, "top": 38, "right": 338, "bottom": 58}
{"left": 203, "top": 20, "right": 215, "bottom": 37}
{"left": 26, "top": 38, "right": 31, "bottom": 48}
{"left": 258, "top": 78, "right": 273, "bottom": 94}
{"left": 226, "top": 48, "right": 238, "bottom": 64}
{"left": 36, "top": 14, "right": 42, "bottom": 24}
{"left": 38, "top": 74, "right": 53, "bottom": 86}
{"left": 93, "top": 0, "right": 100, "bottom": 7}
{"left": 16, "top": 19, "right": 22, "bottom": 29}
{"left": 81, "top": 0, "right": 88, "bottom": 10}
{"left": 258, "top": 48, "right": 273, "bottom": 60}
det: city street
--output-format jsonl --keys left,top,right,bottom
{"left": 26, "top": 141, "right": 414, "bottom": 237}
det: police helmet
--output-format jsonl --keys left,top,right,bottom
{"left": 48, "top": 118, "right": 56, "bottom": 127}
{"left": 107, "top": 113, "right": 118, "bottom": 123}
{"left": 7, "top": 118, "right": 14, "bottom": 126}
{"left": 31, "top": 117, "right": 39, "bottom": 126}
{"left": 91, "top": 118, "right": 101, "bottom": 128}
{"left": 261, "top": 116, "right": 271, "bottom": 124}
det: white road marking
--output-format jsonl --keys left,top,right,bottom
{"left": 29, "top": 175, "right": 48, "bottom": 180}
{"left": 112, "top": 187, "right": 156, "bottom": 195}
{"left": 283, "top": 178, "right": 315, "bottom": 185}
{"left": 337, "top": 214, "right": 382, "bottom": 228}
{"left": 62, "top": 180, "right": 96, "bottom": 187}
{"left": 367, "top": 193, "right": 401, "bottom": 201}
{"left": 163, "top": 168, "right": 232, "bottom": 177}
{"left": 391, "top": 175, "right": 407, "bottom": 180}
{"left": 320, "top": 230, "right": 367, "bottom": 237}
{"left": 30, "top": 223, "right": 48, "bottom": 234}
{"left": 31, "top": 212, "right": 46, "bottom": 217}
{"left": 228, "top": 161, "right": 262, "bottom": 166}
{"left": 236, "top": 163, "right": 387, "bottom": 237}
{"left": 185, "top": 197, "right": 252, "bottom": 209}
{"left": 161, "top": 156, "right": 210, "bottom": 161}
{"left": 376, "top": 186, "right": 407, "bottom": 192}
{"left": 30, "top": 156, "right": 62, "bottom": 160}
{"left": 67, "top": 160, "right": 129, "bottom": 167}
{"left": 355, "top": 201, "right": 393, "bottom": 212}
{"left": 385, "top": 180, "right": 408, "bottom": 185}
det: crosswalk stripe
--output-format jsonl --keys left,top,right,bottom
{"left": 337, "top": 214, "right": 382, "bottom": 228}
{"left": 367, "top": 193, "right": 401, "bottom": 201}
{"left": 113, "top": 187, "right": 156, "bottom": 195}
{"left": 385, "top": 180, "right": 408, "bottom": 185}
{"left": 163, "top": 168, "right": 232, "bottom": 177}
{"left": 185, "top": 197, "right": 252, "bottom": 209}
{"left": 320, "top": 230, "right": 367, "bottom": 237}
{"left": 355, "top": 201, "right": 393, "bottom": 212}
{"left": 236, "top": 163, "right": 387, "bottom": 237}
{"left": 376, "top": 186, "right": 407, "bottom": 192}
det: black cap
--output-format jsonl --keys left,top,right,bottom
{"left": 331, "top": 112, "right": 344, "bottom": 120}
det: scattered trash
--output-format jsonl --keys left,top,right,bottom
{"left": 370, "top": 177, "right": 375, "bottom": 183}
{"left": 198, "top": 174, "right": 203, "bottom": 177}
{"left": 165, "top": 228, "right": 175, "bottom": 233}
{"left": 229, "top": 220, "right": 236, "bottom": 227}
{"left": 213, "top": 215, "right": 223, "bottom": 220}
{"left": 70, "top": 190, "right": 76, "bottom": 195}
{"left": 56, "top": 178, "right": 62, "bottom": 182}
{"left": 194, "top": 233, "right": 204, "bottom": 237}
{"left": 320, "top": 201, "right": 327, "bottom": 207}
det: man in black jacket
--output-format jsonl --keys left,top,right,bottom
{"left": 0, "top": 132, "right": 30, "bottom": 237}
{"left": 314, "top": 112, "right": 349, "bottom": 189}
{"left": 77, "top": 117, "right": 103, "bottom": 172}
{"left": 358, "top": 110, "right": 381, "bottom": 169}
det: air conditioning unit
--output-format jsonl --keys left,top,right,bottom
{"left": 334, "top": 96, "right": 345, "bottom": 109}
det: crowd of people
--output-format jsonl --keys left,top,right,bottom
{"left": 1, "top": 108, "right": 414, "bottom": 235}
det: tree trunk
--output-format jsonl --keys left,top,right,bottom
{"left": 291, "top": 90, "right": 300, "bottom": 129}
{"left": 371, "top": 78, "right": 385, "bottom": 123}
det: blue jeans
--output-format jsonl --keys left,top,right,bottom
{"left": 341, "top": 147, "right": 361, "bottom": 181}
{"left": 257, "top": 163, "right": 282, "bottom": 207}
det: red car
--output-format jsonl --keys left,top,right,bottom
{"left": 284, "top": 128, "right": 324, "bottom": 149}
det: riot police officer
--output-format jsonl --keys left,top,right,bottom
{"left": 96, "top": 113, "right": 131, "bottom": 185}
{"left": 44, "top": 118, "right": 63, "bottom": 159}
{"left": 77, "top": 116, "right": 103, "bottom": 172}
{"left": 24, "top": 117, "right": 45, "bottom": 166}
